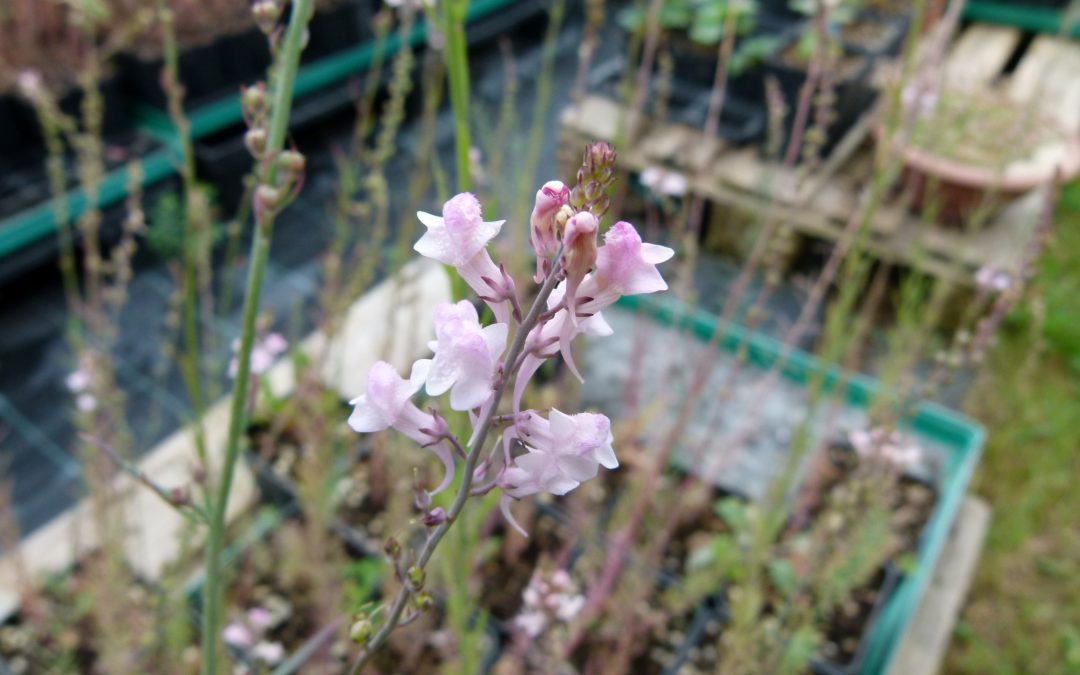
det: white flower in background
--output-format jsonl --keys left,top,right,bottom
{"left": 640, "top": 165, "right": 689, "bottom": 197}
{"left": 974, "top": 266, "right": 1012, "bottom": 294}
{"left": 222, "top": 621, "right": 253, "bottom": 649}
{"left": 228, "top": 332, "right": 288, "bottom": 378}
{"left": 513, "top": 568, "right": 586, "bottom": 638}
{"left": 251, "top": 640, "right": 285, "bottom": 665}
{"left": 849, "top": 427, "right": 923, "bottom": 470}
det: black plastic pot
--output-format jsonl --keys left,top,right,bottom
{"left": 304, "top": 1, "right": 373, "bottom": 63}
{"left": 841, "top": 12, "right": 908, "bottom": 59}
{"left": 194, "top": 126, "right": 253, "bottom": 215}
{"left": 762, "top": 25, "right": 875, "bottom": 160}
{"left": 120, "top": 28, "right": 271, "bottom": 110}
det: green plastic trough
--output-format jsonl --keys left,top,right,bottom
{"left": 615, "top": 293, "right": 985, "bottom": 675}
{"left": 963, "top": 1, "right": 1080, "bottom": 38}
{"left": 0, "top": 0, "right": 518, "bottom": 260}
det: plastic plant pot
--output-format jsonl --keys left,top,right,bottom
{"left": 303, "top": 1, "right": 373, "bottom": 63}
{"left": 611, "top": 294, "right": 985, "bottom": 675}
{"left": 841, "top": 13, "right": 907, "bottom": 59}
{"left": 762, "top": 23, "right": 876, "bottom": 161}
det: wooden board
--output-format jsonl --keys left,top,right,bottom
{"left": 944, "top": 24, "right": 1022, "bottom": 87}
{"left": 1008, "top": 35, "right": 1080, "bottom": 133}
{"left": 561, "top": 94, "right": 1042, "bottom": 288}
{"left": 887, "top": 496, "right": 991, "bottom": 675}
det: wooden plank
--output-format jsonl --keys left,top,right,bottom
{"left": 944, "top": 25, "right": 1022, "bottom": 87}
{"left": 887, "top": 496, "right": 991, "bottom": 675}
{"left": 1008, "top": 36, "right": 1080, "bottom": 134}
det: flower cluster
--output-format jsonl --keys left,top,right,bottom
{"left": 513, "top": 568, "right": 586, "bottom": 638}
{"left": 347, "top": 147, "right": 673, "bottom": 535}
{"left": 222, "top": 607, "right": 285, "bottom": 667}
{"left": 848, "top": 427, "right": 922, "bottom": 470}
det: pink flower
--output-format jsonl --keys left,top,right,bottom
{"left": 414, "top": 193, "right": 511, "bottom": 322}
{"left": 247, "top": 607, "right": 273, "bottom": 631}
{"left": 498, "top": 409, "right": 617, "bottom": 534}
{"left": 348, "top": 360, "right": 456, "bottom": 495}
{"left": 251, "top": 640, "right": 285, "bottom": 665}
{"left": 516, "top": 408, "right": 618, "bottom": 470}
{"left": 530, "top": 180, "right": 570, "bottom": 282}
{"left": 561, "top": 212, "right": 599, "bottom": 323}
{"left": 974, "top": 266, "right": 1012, "bottom": 293}
{"left": 222, "top": 622, "right": 253, "bottom": 649}
{"left": 420, "top": 301, "right": 508, "bottom": 411}
{"left": 578, "top": 220, "right": 674, "bottom": 312}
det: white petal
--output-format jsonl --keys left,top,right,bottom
{"left": 449, "top": 375, "right": 492, "bottom": 412}
{"left": 594, "top": 436, "right": 619, "bottom": 469}
{"left": 559, "top": 455, "right": 599, "bottom": 482}
{"left": 409, "top": 359, "right": 431, "bottom": 392}
{"left": 482, "top": 322, "right": 509, "bottom": 360}
{"left": 548, "top": 477, "right": 581, "bottom": 496}
{"left": 425, "top": 354, "right": 457, "bottom": 397}
{"left": 348, "top": 398, "right": 388, "bottom": 433}
{"left": 417, "top": 210, "right": 444, "bottom": 228}
{"left": 641, "top": 242, "right": 675, "bottom": 264}
{"left": 548, "top": 409, "right": 577, "bottom": 444}
{"left": 414, "top": 230, "right": 450, "bottom": 264}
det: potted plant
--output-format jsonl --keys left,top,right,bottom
{"left": 761, "top": 2, "right": 877, "bottom": 160}
{"left": 881, "top": 85, "right": 1080, "bottom": 225}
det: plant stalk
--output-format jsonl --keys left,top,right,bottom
{"left": 199, "top": 1, "right": 313, "bottom": 671}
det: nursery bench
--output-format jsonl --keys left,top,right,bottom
{"left": 559, "top": 23, "right": 1080, "bottom": 292}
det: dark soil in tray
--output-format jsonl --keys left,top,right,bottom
{"left": 216, "top": 519, "right": 365, "bottom": 673}
{"left": 0, "top": 554, "right": 188, "bottom": 674}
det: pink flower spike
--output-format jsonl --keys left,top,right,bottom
{"left": 425, "top": 301, "right": 508, "bottom": 411}
{"left": 561, "top": 212, "right": 599, "bottom": 324}
{"left": 530, "top": 180, "right": 570, "bottom": 282}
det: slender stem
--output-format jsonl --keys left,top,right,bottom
{"left": 159, "top": 0, "right": 210, "bottom": 474}
{"left": 443, "top": 0, "right": 472, "bottom": 192}
{"left": 348, "top": 250, "right": 566, "bottom": 674}
{"left": 199, "top": 2, "right": 313, "bottom": 672}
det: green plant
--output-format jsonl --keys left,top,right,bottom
{"left": 788, "top": 0, "right": 862, "bottom": 64}
{"left": 619, "top": 0, "right": 758, "bottom": 46}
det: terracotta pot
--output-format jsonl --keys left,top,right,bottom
{"left": 878, "top": 125, "right": 1080, "bottom": 225}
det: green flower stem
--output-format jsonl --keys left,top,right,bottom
{"left": 199, "top": 1, "right": 314, "bottom": 672}
{"left": 443, "top": 0, "right": 473, "bottom": 193}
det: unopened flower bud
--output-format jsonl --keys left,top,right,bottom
{"left": 529, "top": 180, "right": 570, "bottom": 282}
{"left": 242, "top": 84, "right": 268, "bottom": 117}
{"left": 422, "top": 507, "right": 447, "bottom": 528}
{"left": 562, "top": 211, "right": 599, "bottom": 320}
{"left": 414, "top": 592, "right": 435, "bottom": 612}
{"left": 407, "top": 565, "right": 425, "bottom": 590}
{"left": 254, "top": 185, "right": 282, "bottom": 222}
{"left": 384, "top": 537, "right": 401, "bottom": 560}
{"left": 349, "top": 618, "right": 373, "bottom": 644}
{"left": 252, "top": 0, "right": 281, "bottom": 34}
{"left": 276, "top": 150, "right": 306, "bottom": 175}
{"left": 244, "top": 128, "right": 267, "bottom": 157}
